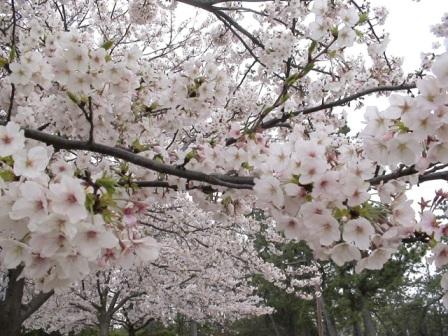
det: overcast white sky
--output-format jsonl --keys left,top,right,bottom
{"left": 371, "top": 0, "right": 448, "bottom": 72}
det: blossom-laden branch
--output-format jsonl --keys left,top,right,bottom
{"left": 23, "top": 128, "right": 255, "bottom": 189}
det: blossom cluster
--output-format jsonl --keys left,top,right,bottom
{"left": 0, "top": 122, "right": 160, "bottom": 291}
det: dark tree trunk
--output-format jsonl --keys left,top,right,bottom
{"left": 126, "top": 326, "right": 136, "bottom": 336}
{"left": 287, "top": 310, "right": 297, "bottom": 336}
{"left": 190, "top": 321, "right": 198, "bottom": 336}
{"left": 98, "top": 313, "right": 111, "bottom": 336}
{"left": 319, "top": 295, "right": 338, "bottom": 336}
{"left": 353, "top": 320, "right": 362, "bottom": 336}
{"left": 362, "top": 308, "right": 377, "bottom": 336}
{"left": 0, "top": 267, "right": 26, "bottom": 336}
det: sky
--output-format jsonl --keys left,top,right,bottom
{"left": 370, "top": 0, "right": 448, "bottom": 73}
{"left": 360, "top": 1, "right": 448, "bottom": 217}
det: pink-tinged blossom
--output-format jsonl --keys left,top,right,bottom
{"left": 300, "top": 201, "right": 332, "bottom": 220}
{"left": 387, "top": 134, "right": 420, "bottom": 166}
{"left": 311, "top": 214, "right": 340, "bottom": 246}
{"left": 297, "top": 159, "right": 326, "bottom": 184}
{"left": 391, "top": 197, "right": 416, "bottom": 227}
{"left": 416, "top": 77, "right": 447, "bottom": 110}
{"left": 9, "top": 62, "right": 32, "bottom": 85}
{"left": 419, "top": 211, "right": 438, "bottom": 235}
{"left": 0, "top": 122, "right": 25, "bottom": 157}
{"left": 343, "top": 217, "right": 374, "bottom": 250}
{"left": 363, "top": 248, "right": 394, "bottom": 270}
{"left": 431, "top": 243, "right": 448, "bottom": 268}
{"left": 13, "top": 146, "right": 51, "bottom": 178}
{"left": 120, "top": 236, "right": 160, "bottom": 267}
{"left": 277, "top": 215, "right": 304, "bottom": 240}
{"left": 24, "top": 253, "right": 54, "bottom": 279}
{"left": 29, "top": 231, "right": 70, "bottom": 258}
{"left": 386, "top": 95, "right": 415, "bottom": 119}
{"left": 311, "top": 171, "right": 340, "bottom": 200}
{"left": 330, "top": 243, "right": 361, "bottom": 266}
{"left": 427, "top": 143, "right": 448, "bottom": 163}
{"left": 57, "top": 252, "right": 90, "bottom": 279}
{"left": 73, "top": 215, "right": 118, "bottom": 260}
{"left": 363, "top": 107, "right": 392, "bottom": 136}
{"left": 341, "top": 177, "right": 370, "bottom": 207}
{"left": 49, "top": 176, "right": 88, "bottom": 223}
{"left": 253, "top": 176, "right": 284, "bottom": 208}
{"left": 432, "top": 52, "right": 448, "bottom": 86}
{"left": 363, "top": 137, "right": 390, "bottom": 165}
{"left": 10, "top": 181, "right": 48, "bottom": 225}
{"left": 0, "top": 239, "right": 30, "bottom": 269}
{"left": 355, "top": 247, "right": 394, "bottom": 273}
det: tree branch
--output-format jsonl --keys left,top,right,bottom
{"left": 23, "top": 128, "right": 255, "bottom": 189}
{"left": 20, "top": 290, "right": 54, "bottom": 323}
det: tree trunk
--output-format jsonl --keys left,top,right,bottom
{"left": 362, "top": 308, "right": 377, "bottom": 336}
{"left": 319, "top": 295, "right": 338, "bottom": 336}
{"left": 315, "top": 294, "right": 324, "bottom": 336}
{"left": 190, "top": 320, "right": 198, "bottom": 336}
{"left": 98, "top": 314, "right": 111, "bottom": 336}
{"left": 126, "top": 326, "right": 136, "bottom": 336}
{"left": 353, "top": 320, "right": 362, "bottom": 336}
{"left": 0, "top": 267, "right": 26, "bottom": 336}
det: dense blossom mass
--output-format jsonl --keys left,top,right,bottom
{"left": 0, "top": 0, "right": 448, "bottom": 334}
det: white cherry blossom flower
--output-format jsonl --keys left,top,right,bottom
{"left": 13, "top": 146, "right": 51, "bottom": 178}
{"left": 253, "top": 176, "right": 284, "bottom": 208}
{"left": 343, "top": 217, "right": 374, "bottom": 250}
{"left": 9, "top": 62, "right": 32, "bottom": 85}
{"left": 10, "top": 181, "right": 48, "bottom": 225}
{"left": 431, "top": 243, "right": 448, "bottom": 268}
{"left": 330, "top": 243, "right": 361, "bottom": 266}
{"left": 432, "top": 52, "right": 448, "bottom": 86}
{"left": 363, "top": 247, "right": 394, "bottom": 270}
{"left": 73, "top": 215, "right": 118, "bottom": 260}
{"left": 49, "top": 176, "right": 88, "bottom": 223}
{"left": 312, "top": 214, "right": 340, "bottom": 246}
{"left": 0, "top": 122, "right": 25, "bottom": 157}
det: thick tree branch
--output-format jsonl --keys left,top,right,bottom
{"left": 20, "top": 290, "right": 54, "bottom": 323}
{"left": 23, "top": 128, "right": 255, "bottom": 189}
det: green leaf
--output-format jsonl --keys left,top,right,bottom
{"left": 279, "top": 93, "right": 290, "bottom": 104}
{"left": 338, "top": 124, "right": 351, "bottom": 135}
{"left": 241, "top": 161, "right": 253, "bottom": 171}
{"left": 101, "top": 40, "right": 114, "bottom": 50}
{"left": 358, "top": 12, "right": 369, "bottom": 24}
{"left": 96, "top": 176, "right": 117, "bottom": 194}
{"left": 99, "top": 192, "right": 116, "bottom": 208}
{"left": 355, "top": 29, "right": 364, "bottom": 38}
{"left": 85, "top": 193, "right": 96, "bottom": 213}
{"left": 102, "top": 208, "right": 114, "bottom": 224}
{"left": 67, "top": 91, "right": 80, "bottom": 104}
{"left": 0, "top": 155, "right": 14, "bottom": 167}
{"left": 396, "top": 121, "right": 410, "bottom": 133}
{"left": 302, "top": 62, "right": 315, "bottom": 76}
{"left": 308, "top": 40, "right": 317, "bottom": 56}
{"left": 330, "top": 26, "right": 339, "bottom": 38}
{"left": 9, "top": 47, "right": 16, "bottom": 62}
{"left": 131, "top": 139, "right": 148, "bottom": 153}
{"left": 289, "top": 175, "right": 300, "bottom": 184}
{"left": 333, "top": 207, "right": 350, "bottom": 220}
{"left": 185, "top": 150, "right": 197, "bottom": 162}
{"left": 286, "top": 73, "right": 300, "bottom": 85}
{"left": 0, "top": 170, "right": 16, "bottom": 182}
{"left": 0, "top": 56, "right": 8, "bottom": 69}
